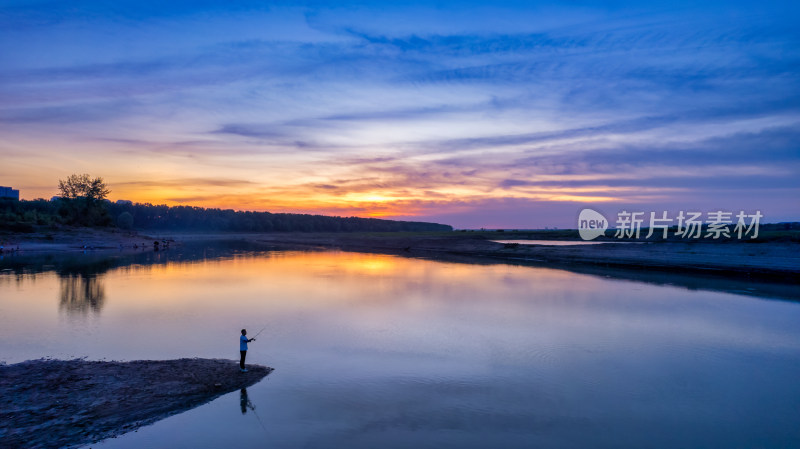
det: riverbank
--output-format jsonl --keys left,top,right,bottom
{"left": 0, "top": 358, "right": 272, "bottom": 449}
{"left": 0, "top": 228, "right": 157, "bottom": 253}
{"left": 239, "top": 232, "right": 800, "bottom": 283}
{"left": 3, "top": 229, "right": 799, "bottom": 283}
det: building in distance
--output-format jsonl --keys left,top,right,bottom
{"left": 0, "top": 186, "right": 20, "bottom": 200}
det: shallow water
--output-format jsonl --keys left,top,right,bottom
{"left": 492, "top": 239, "right": 608, "bottom": 245}
{"left": 491, "top": 239, "right": 643, "bottom": 245}
{"left": 1, "top": 245, "right": 799, "bottom": 448}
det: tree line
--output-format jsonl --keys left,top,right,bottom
{"left": 0, "top": 175, "right": 452, "bottom": 233}
{"left": 107, "top": 202, "right": 451, "bottom": 232}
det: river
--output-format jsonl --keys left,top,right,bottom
{"left": 1, "top": 243, "right": 799, "bottom": 448}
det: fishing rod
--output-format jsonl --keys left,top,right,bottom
{"left": 251, "top": 325, "right": 268, "bottom": 339}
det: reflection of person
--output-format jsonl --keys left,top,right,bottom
{"left": 240, "top": 329, "right": 255, "bottom": 372}
{"left": 240, "top": 388, "right": 254, "bottom": 414}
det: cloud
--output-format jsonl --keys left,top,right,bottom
{"left": 1, "top": 1, "right": 798, "bottom": 226}
{"left": 512, "top": 125, "right": 800, "bottom": 171}
{"left": 211, "top": 124, "right": 286, "bottom": 139}
{"left": 113, "top": 178, "right": 258, "bottom": 188}
{"left": 0, "top": 100, "right": 142, "bottom": 125}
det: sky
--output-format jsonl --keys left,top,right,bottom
{"left": 1, "top": 0, "right": 798, "bottom": 228}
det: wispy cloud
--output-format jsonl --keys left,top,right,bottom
{"left": 114, "top": 178, "right": 258, "bottom": 188}
{"left": 1, "top": 0, "right": 798, "bottom": 227}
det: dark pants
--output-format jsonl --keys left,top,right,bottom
{"left": 240, "top": 350, "right": 247, "bottom": 369}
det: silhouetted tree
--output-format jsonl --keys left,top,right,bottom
{"left": 56, "top": 174, "right": 112, "bottom": 226}
{"left": 58, "top": 174, "right": 110, "bottom": 204}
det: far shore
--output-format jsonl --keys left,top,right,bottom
{"left": 2, "top": 228, "right": 799, "bottom": 287}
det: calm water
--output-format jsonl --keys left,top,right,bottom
{"left": 492, "top": 239, "right": 608, "bottom": 245}
{"left": 1, "top": 245, "right": 799, "bottom": 448}
{"left": 491, "top": 240, "right": 645, "bottom": 246}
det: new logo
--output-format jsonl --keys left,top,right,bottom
{"left": 578, "top": 208, "right": 608, "bottom": 240}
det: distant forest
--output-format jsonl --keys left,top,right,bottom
{"left": 109, "top": 202, "right": 453, "bottom": 232}
{"left": 0, "top": 199, "right": 453, "bottom": 233}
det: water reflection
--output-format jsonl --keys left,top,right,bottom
{"left": 0, "top": 241, "right": 289, "bottom": 317}
{"left": 0, "top": 240, "right": 279, "bottom": 278}
{"left": 59, "top": 273, "right": 105, "bottom": 315}
{"left": 0, "top": 240, "right": 797, "bottom": 304}
{"left": 240, "top": 388, "right": 254, "bottom": 415}
{"left": 2, "top": 248, "right": 800, "bottom": 448}
{"left": 240, "top": 387, "right": 270, "bottom": 435}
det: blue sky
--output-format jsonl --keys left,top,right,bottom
{"left": 1, "top": 0, "right": 798, "bottom": 228}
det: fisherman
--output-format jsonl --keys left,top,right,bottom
{"left": 240, "top": 329, "right": 256, "bottom": 372}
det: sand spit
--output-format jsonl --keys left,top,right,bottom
{"left": 0, "top": 358, "right": 272, "bottom": 449}
{"left": 245, "top": 233, "right": 800, "bottom": 282}
{"left": 3, "top": 229, "right": 798, "bottom": 286}
{"left": 4, "top": 229, "right": 799, "bottom": 280}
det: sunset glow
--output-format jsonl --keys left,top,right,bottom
{"left": 1, "top": 0, "right": 798, "bottom": 227}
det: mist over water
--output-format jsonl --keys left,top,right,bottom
{"left": 2, "top": 245, "right": 799, "bottom": 448}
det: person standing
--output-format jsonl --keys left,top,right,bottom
{"left": 240, "top": 329, "right": 255, "bottom": 372}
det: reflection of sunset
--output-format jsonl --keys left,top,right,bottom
{"left": 7, "top": 248, "right": 778, "bottom": 372}
{"left": 104, "top": 250, "right": 558, "bottom": 312}
{"left": 118, "top": 250, "right": 587, "bottom": 302}
{"left": 344, "top": 256, "right": 398, "bottom": 274}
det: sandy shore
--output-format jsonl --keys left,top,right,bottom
{"left": 237, "top": 232, "right": 800, "bottom": 283}
{"left": 3, "top": 229, "right": 799, "bottom": 283}
{"left": 0, "top": 358, "right": 272, "bottom": 449}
